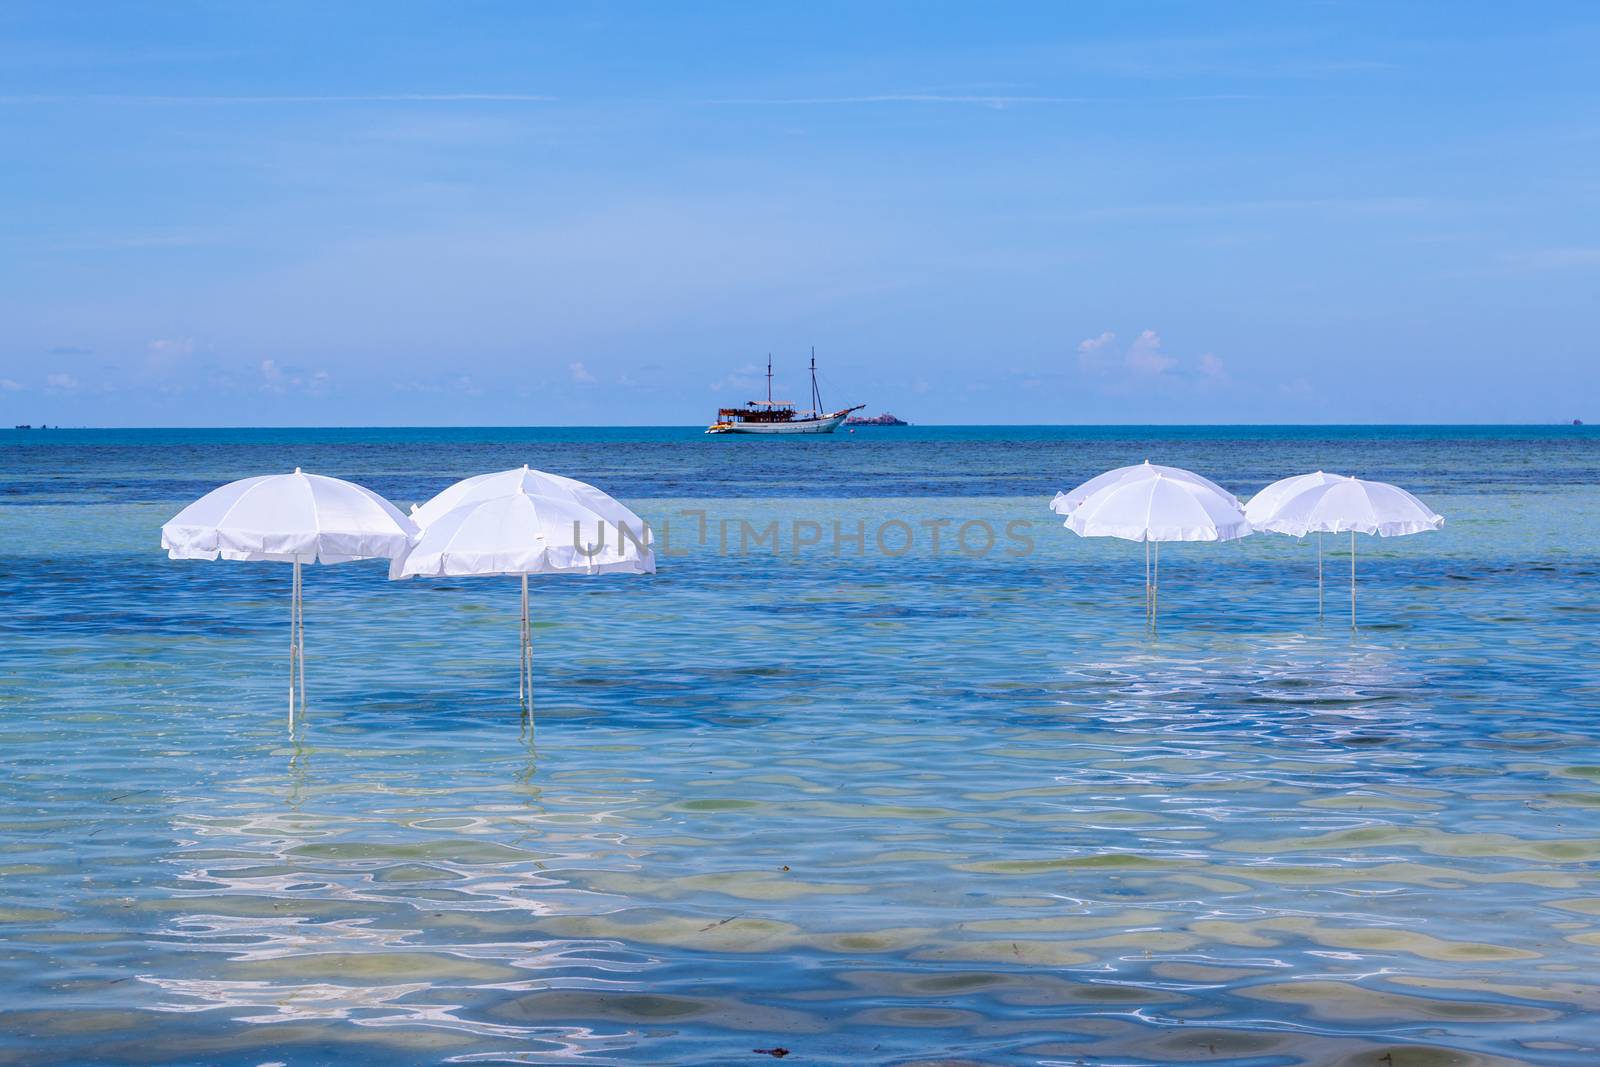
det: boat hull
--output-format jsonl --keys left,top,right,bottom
{"left": 707, "top": 410, "right": 855, "bottom": 434}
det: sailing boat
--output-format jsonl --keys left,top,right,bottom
{"left": 705, "top": 351, "right": 864, "bottom": 435}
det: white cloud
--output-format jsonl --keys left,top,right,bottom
{"left": 259, "top": 358, "right": 325, "bottom": 394}
{"left": 0, "top": 378, "right": 23, "bottom": 391}
{"left": 259, "top": 359, "right": 284, "bottom": 391}
{"left": 1125, "top": 329, "right": 1176, "bottom": 376}
{"left": 1077, "top": 331, "right": 1116, "bottom": 354}
{"left": 1078, "top": 328, "right": 1227, "bottom": 388}
{"left": 569, "top": 361, "right": 597, "bottom": 384}
{"left": 45, "top": 373, "right": 79, "bottom": 390}
{"left": 1076, "top": 331, "right": 1117, "bottom": 373}
{"left": 710, "top": 364, "right": 763, "bottom": 393}
{"left": 146, "top": 337, "right": 196, "bottom": 375}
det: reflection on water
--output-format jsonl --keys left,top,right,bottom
{"left": 2, "top": 428, "right": 1599, "bottom": 1065}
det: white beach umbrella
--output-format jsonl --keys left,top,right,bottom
{"left": 1050, "top": 459, "right": 1239, "bottom": 517}
{"left": 394, "top": 475, "right": 654, "bottom": 702}
{"left": 160, "top": 468, "right": 417, "bottom": 726}
{"left": 410, "top": 464, "right": 644, "bottom": 533}
{"left": 1244, "top": 473, "right": 1443, "bottom": 627}
{"left": 1059, "top": 468, "right": 1251, "bottom": 625}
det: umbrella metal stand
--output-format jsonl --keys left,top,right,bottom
{"left": 288, "top": 558, "right": 305, "bottom": 731}
{"left": 519, "top": 573, "right": 532, "bottom": 705}
{"left": 1350, "top": 530, "right": 1357, "bottom": 630}
{"left": 1317, "top": 533, "right": 1324, "bottom": 619}
{"left": 1151, "top": 541, "right": 1160, "bottom": 632}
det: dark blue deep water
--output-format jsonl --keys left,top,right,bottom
{"left": 2, "top": 425, "right": 1598, "bottom": 1065}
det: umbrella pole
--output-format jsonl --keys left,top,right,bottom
{"left": 1144, "top": 538, "right": 1151, "bottom": 624}
{"left": 522, "top": 575, "right": 536, "bottom": 742}
{"left": 1317, "top": 533, "right": 1324, "bottom": 619}
{"left": 1152, "top": 541, "right": 1160, "bottom": 631}
{"left": 520, "top": 573, "right": 531, "bottom": 705}
{"left": 1350, "top": 530, "right": 1357, "bottom": 630}
{"left": 288, "top": 559, "right": 302, "bottom": 731}
{"left": 288, "top": 561, "right": 296, "bottom": 730}
{"left": 297, "top": 562, "right": 305, "bottom": 714}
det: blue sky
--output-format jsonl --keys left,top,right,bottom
{"left": 2, "top": 2, "right": 1597, "bottom": 425}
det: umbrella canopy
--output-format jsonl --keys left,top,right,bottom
{"left": 162, "top": 468, "right": 416, "bottom": 563}
{"left": 160, "top": 469, "right": 416, "bottom": 728}
{"left": 411, "top": 464, "right": 646, "bottom": 537}
{"left": 393, "top": 488, "right": 655, "bottom": 579}
{"left": 1066, "top": 473, "right": 1252, "bottom": 543}
{"left": 1243, "top": 473, "right": 1443, "bottom": 626}
{"left": 1051, "top": 460, "right": 1239, "bottom": 517}
{"left": 395, "top": 473, "right": 654, "bottom": 703}
{"left": 1246, "top": 474, "right": 1443, "bottom": 538}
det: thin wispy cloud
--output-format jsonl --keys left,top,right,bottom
{"left": 145, "top": 338, "right": 195, "bottom": 376}
{"left": 0, "top": 90, "right": 1267, "bottom": 111}
{"left": 709, "top": 93, "right": 1097, "bottom": 107}
{"left": 705, "top": 92, "right": 1264, "bottom": 108}
{"left": 1077, "top": 195, "right": 1438, "bottom": 223}
{"left": 257, "top": 359, "right": 332, "bottom": 395}
{"left": 1504, "top": 246, "right": 1600, "bottom": 271}
{"left": 0, "top": 93, "right": 555, "bottom": 105}
{"left": 11, "top": 231, "right": 213, "bottom": 252}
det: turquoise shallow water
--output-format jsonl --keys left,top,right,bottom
{"left": 2, "top": 425, "right": 1599, "bottom": 1066}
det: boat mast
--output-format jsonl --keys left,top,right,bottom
{"left": 766, "top": 353, "right": 773, "bottom": 406}
{"left": 810, "top": 347, "right": 823, "bottom": 415}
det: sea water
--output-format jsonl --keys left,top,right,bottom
{"left": 1, "top": 425, "right": 1597, "bottom": 1065}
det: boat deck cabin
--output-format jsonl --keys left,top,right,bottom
{"left": 716, "top": 401, "right": 801, "bottom": 424}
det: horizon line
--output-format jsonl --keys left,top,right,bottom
{"left": 4, "top": 421, "right": 1589, "bottom": 431}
